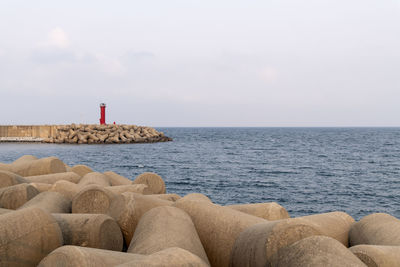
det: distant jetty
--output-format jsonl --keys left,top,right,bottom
{"left": 0, "top": 124, "right": 172, "bottom": 144}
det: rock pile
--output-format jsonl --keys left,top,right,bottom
{"left": 0, "top": 155, "right": 399, "bottom": 266}
{"left": 43, "top": 124, "right": 172, "bottom": 144}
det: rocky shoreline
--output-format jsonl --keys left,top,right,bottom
{"left": 43, "top": 124, "right": 172, "bottom": 144}
{"left": 0, "top": 155, "right": 399, "bottom": 266}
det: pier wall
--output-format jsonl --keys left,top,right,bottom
{"left": 0, "top": 125, "right": 58, "bottom": 138}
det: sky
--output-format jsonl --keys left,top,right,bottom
{"left": 0, "top": 0, "right": 399, "bottom": 127}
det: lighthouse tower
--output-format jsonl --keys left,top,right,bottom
{"left": 99, "top": 103, "right": 106, "bottom": 125}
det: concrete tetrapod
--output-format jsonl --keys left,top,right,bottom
{"left": 0, "top": 155, "right": 37, "bottom": 171}
{"left": 349, "top": 245, "right": 400, "bottom": 267}
{"left": 52, "top": 213, "right": 123, "bottom": 251}
{"left": 64, "top": 163, "right": 72, "bottom": 172}
{"left": 128, "top": 206, "right": 210, "bottom": 265}
{"left": 230, "top": 219, "right": 321, "bottom": 267}
{"left": 0, "top": 170, "right": 29, "bottom": 188}
{"left": 133, "top": 172, "right": 166, "bottom": 194}
{"left": 119, "top": 247, "right": 209, "bottom": 267}
{"left": 104, "top": 171, "right": 133, "bottom": 186}
{"left": 178, "top": 193, "right": 212, "bottom": 202}
{"left": 0, "top": 183, "right": 39, "bottom": 209}
{"left": 269, "top": 236, "right": 366, "bottom": 267}
{"left": 108, "top": 192, "right": 173, "bottom": 246}
{"left": 72, "top": 184, "right": 123, "bottom": 214}
{"left": 0, "top": 207, "right": 63, "bottom": 267}
{"left": 70, "top": 164, "right": 93, "bottom": 177}
{"left": 230, "top": 212, "right": 355, "bottom": 267}
{"left": 25, "top": 172, "right": 81, "bottom": 184}
{"left": 0, "top": 157, "right": 66, "bottom": 177}
{"left": 18, "top": 191, "right": 71, "bottom": 213}
{"left": 173, "top": 200, "right": 266, "bottom": 267}
{"left": 78, "top": 172, "right": 111, "bottom": 187}
{"left": 38, "top": 246, "right": 144, "bottom": 267}
{"left": 106, "top": 184, "right": 152, "bottom": 195}
{"left": 0, "top": 207, "right": 12, "bottom": 214}
{"left": 30, "top": 182, "right": 52, "bottom": 192}
{"left": 148, "top": 193, "right": 182, "bottom": 202}
{"left": 50, "top": 180, "right": 80, "bottom": 200}
{"left": 291, "top": 211, "right": 355, "bottom": 246}
{"left": 226, "top": 202, "right": 290, "bottom": 221}
{"left": 349, "top": 213, "right": 400, "bottom": 246}
{"left": 12, "top": 155, "right": 38, "bottom": 164}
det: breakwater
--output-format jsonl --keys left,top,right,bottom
{"left": 0, "top": 124, "right": 172, "bottom": 144}
{"left": 0, "top": 155, "right": 399, "bottom": 266}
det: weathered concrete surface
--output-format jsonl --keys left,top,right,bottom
{"left": 0, "top": 207, "right": 13, "bottom": 214}
{"left": 178, "top": 193, "right": 212, "bottom": 203}
{"left": 78, "top": 172, "right": 111, "bottom": 187}
{"left": 0, "top": 125, "right": 58, "bottom": 139}
{"left": 0, "top": 156, "right": 66, "bottom": 177}
{"left": 106, "top": 184, "right": 151, "bottom": 195}
{"left": 25, "top": 172, "right": 81, "bottom": 184}
{"left": 104, "top": 171, "right": 132, "bottom": 186}
{"left": 226, "top": 202, "right": 290, "bottom": 221}
{"left": 230, "top": 219, "right": 321, "bottom": 267}
{"left": 350, "top": 245, "right": 400, "bottom": 267}
{"left": 291, "top": 211, "right": 355, "bottom": 247}
{"left": 0, "top": 183, "right": 39, "bottom": 209}
{"left": 0, "top": 207, "right": 63, "bottom": 267}
{"left": 72, "top": 185, "right": 123, "bottom": 214}
{"left": 52, "top": 213, "right": 123, "bottom": 251}
{"left": 38, "top": 246, "right": 144, "bottom": 267}
{"left": 173, "top": 199, "right": 265, "bottom": 267}
{"left": 128, "top": 206, "right": 210, "bottom": 265}
{"left": 270, "top": 236, "right": 366, "bottom": 267}
{"left": 18, "top": 191, "right": 71, "bottom": 213}
{"left": 349, "top": 213, "right": 400, "bottom": 246}
{"left": 0, "top": 170, "right": 29, "bottom": 188}
{"left": 70, "top": 164, "right": 93, "bottom": 176}
{"left": 133, "top": 172, "right": 166, "bottom": 194}
{"left": 148, "top": 193, "right": 182, "bottom": 202}
{"left": 49, "top": 180, "right": 80, "bottom": 200}
{"left": 30, "top": 182, "right": 52, "bottom": 192}
{"left": 119, "top": 247, "right": 210, "bottom": 267}
{"left": 108, "top": 193, "right": 172, "bottom": 246}
{"left": 12, "top": 155, "right": 38, "bottom": 164}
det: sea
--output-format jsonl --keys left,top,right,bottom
{"left": 0, "top": 127, "right": 399, "bottom": 220}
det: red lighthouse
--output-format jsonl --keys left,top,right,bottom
{"left": 99, "top": 103, "right": 106, "bottom": 125}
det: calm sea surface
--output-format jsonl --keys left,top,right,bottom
{"left": 0, "top": 127, "right": 399, "bottom": 220}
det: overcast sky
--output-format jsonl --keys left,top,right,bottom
{"left": 1, "top": 1, "right": 399, "bottom": 126}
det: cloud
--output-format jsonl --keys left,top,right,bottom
{"left": 94, "top": 54, "right": 126, "bottom": 75}
{"left": 122, "top": 51, "right": 155, "bottom": 61}
{"left": 259, "top": 67, "right": 278, "bottom": 83}
{"left": 30, "top": 47, "right": 76, "bottom": 64}
{"left": 30, "top": 28, "right": 75, "bottom": 64}
{"left": 39, "top": 27, "right": 70, "bottom": 49}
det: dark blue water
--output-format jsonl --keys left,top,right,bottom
{"left": 1, "top": 127, "right": 399, "bottom": 220}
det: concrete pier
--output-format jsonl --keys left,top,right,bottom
{"left": 0, "top": 124, "right": 172, "bottom": 144}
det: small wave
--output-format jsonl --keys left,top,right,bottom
{"left": 264, "top": 170, "right": 298, "bottom": 175}
{"left": 297, "top": 166, "right": 313, "bottom": 170}
{"left": 315, "top": 172, "right": 335, "bottom": 177}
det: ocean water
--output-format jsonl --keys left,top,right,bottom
{"left": 0, "top": 127, "right": 399, "bottom": 220}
